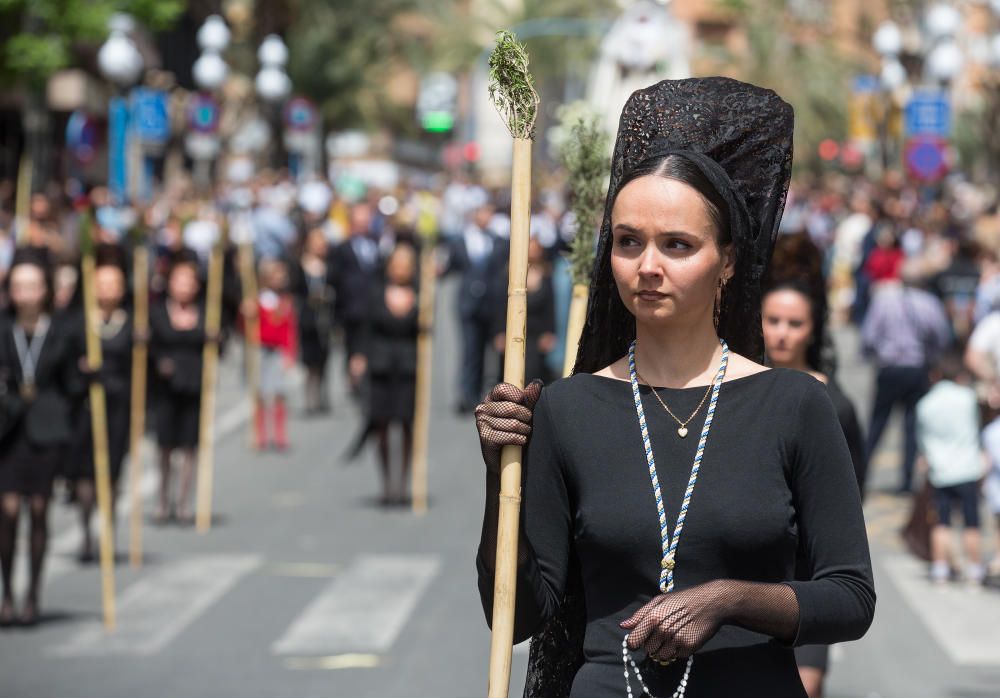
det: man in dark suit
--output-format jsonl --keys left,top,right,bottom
{"left": 332, "top": 203, "right": 380, "bottom": 394}
{"left": 446, "top": 200, "right": 508, "bottom": 413}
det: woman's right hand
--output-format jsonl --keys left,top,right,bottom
{"left": 474, "top": 380, "right": 543, "bottom": 475}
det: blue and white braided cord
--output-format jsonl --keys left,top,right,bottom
{"left": 622, "top": 338, "right": 729, "bottom": 697}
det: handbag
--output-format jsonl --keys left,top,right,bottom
{"left": 901, "top": 480, "right": 936, "bottom": 562}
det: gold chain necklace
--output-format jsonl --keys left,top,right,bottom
{"left": 634, "top": 365, "right": 714, "bottom": 438}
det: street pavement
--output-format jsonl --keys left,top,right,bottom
{"left": 1, "top": 277, "right": 999, "bottom": 698}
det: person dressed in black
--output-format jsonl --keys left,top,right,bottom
{"left": 149, "top": 251, "right": 206, "bottom": 525}
{"left": 293, "top": 226, "right": 336, "bottom": 414}
{"left": 349, "top": 243, "right": 420, "bottom": 505}
{"left": 761, "top": 232, "right": 866, "bottom": 697}
{"left": 492, "top": 236, "right": 557, "bottom": 385}
{"left": 70, "top": 246, "right": 133, "bottom": 562}
{"left": 475, "top": 79, "right": 874, "bottom": 697}
{"left": 447, "top": 198, "right": 508, "bottom": 412}
{"left": 333, "top": 203, "right": 380, "bottom": 398}
{"left": 0, "top": 250, "right": 80, "bottom": 626}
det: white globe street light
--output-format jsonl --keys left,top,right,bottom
{"left": 927, "top": 40, "right": 964, "bottom": 82}
{"left": 873, "top": 21, "right": 903, "bottom": 57}
{"left": 197, "top": 14, "right": 231, "bottom": 53}
{"left": 925, "top": 4, "right": 962, "bottom": 41}
{"left": 880, "top": 58, "right": 907, "bottom": 90}
{"left": 255, "top": 66, "right": 292, "bottom": 103}
{"left": 193, "top": 52, "right": 229, "bottom": 91}
{"left": 98, "top": 30, "right": 144, "bottom": 87}
{"left": 258, "top": 35, "right": 289, "bottom": 68}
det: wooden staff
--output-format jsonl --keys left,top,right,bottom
{"left": 486, "top": 31, "right": 539, "bottom": 698}
{"left": 80, "top": 242, "right": 118, "bottom": 630}
{"left": 236, "top": 240, "right": 261, "bottom": 448}
{"left": 411, "top": 243, "right": 438, "bottom": 515}
{"left": 195, "top": 232, "right": 226, "bottom": 533}
{"left": 14, "top": 155, "right": 32, "bottom": 246}
{"left": 556, "top": 107, "right": 609, "bottom": 377}
{"left": 127, "top": 245, "right": 149, "bottom": 568}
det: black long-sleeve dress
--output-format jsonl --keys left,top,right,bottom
{"left": 477, "top": 369, "right": 875, "bottom": 697}
{"left": 360, "top": 283, "right": 419, "bottom": 425}
{"left": 70, "top": 310, "right": 133, "bottom": 484}
{"left": 0, "top": 313, "right": 81, "bottom": 497}
{"left": 292, "top": 260, "right": 336, "bottom": 373}
{"left": 149, "top": 301, "right": 205, "bottom": 450}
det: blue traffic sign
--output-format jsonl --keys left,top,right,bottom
{"left": 132, "top": 88, "right": 170, "bottom": 145}
{"left": 284, "top": 96, "right": 317, "bottom": 132}
{"left": 188, "top": 93, "right": 220, "bottom": 134}
{"left": 905, "top": 90, "right": 951, "bottom": 137}
{"left": 65, "top": 110, "right": 98, "bottom": 165}
{"left": 904, "top": 136, "right": 949, "bottom": 183}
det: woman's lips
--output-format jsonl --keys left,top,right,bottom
{"left": 636, "top": 290, "right": 667, "bottom": 301}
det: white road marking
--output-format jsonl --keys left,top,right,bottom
{"left": 272, "top": 554, "right": 440, "bottom": 656}
{"left": 883, "top": 553, "right": 1000, "bottom": 665}
{"left": 49, "top": 554, "right": 261, "bottom": 656}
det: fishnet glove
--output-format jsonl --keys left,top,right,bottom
{"left": 620, "top": 580, "right": 799, "bottom": 664}
{"left": 474, "top": 380, "right": 543, "bottom": 474}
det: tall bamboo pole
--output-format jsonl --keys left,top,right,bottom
{"left": 80, "top": 250, "right": 118, "bottom": 630}
{"left": 127, "top": 246, "right": 149, "bottom": 567}
{"left": 236, "top": 241, "right": 261, "bottom": 448}
{"left": 195, "top": 238, "right": 225, "bottom": 533}
{"left": 411, "top": 244, "right": 437, "bottom": 515}
{"left": 562, "top": 285, "right": 589, "bottom": 377}
{"left": 486, "top": 31, "right": 539, "bottom": 698}
{"left": 14, "top": 156, "right": 32, "bottom": 246}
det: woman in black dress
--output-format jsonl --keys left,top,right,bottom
{"left": 293, "top": 227, "right": 336, "bottom": 414}
{"left": 149, "top": 251, "right": 206, "bottom": 525}
{"left": 761, "top": 232, "right": 866, "bottom": 698}
{"left": 71, "top": 248, "right": 133, "bottom": 562}
{"left": 350, "top": 243, "right": 419, "bottom": 505}
{"left": 0, "top": 250, "right": 80, "bottom": 626}
{"left": 475, "top": 78, "right": 874, "bottom": 697}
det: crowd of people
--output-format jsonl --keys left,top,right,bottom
{"left": 1, "top": 153, "right": 999, "bottom": 689}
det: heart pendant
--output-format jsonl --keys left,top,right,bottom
{"left": 677, "top": 426, "right": 688, "bottom": 438}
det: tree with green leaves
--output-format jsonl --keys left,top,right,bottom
{"left": 0, "top": 0, "right": 182, "bottom": 190}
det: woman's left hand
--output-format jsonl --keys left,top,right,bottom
{"left": 620, "top": 582, "right": 727, "bottom": 665}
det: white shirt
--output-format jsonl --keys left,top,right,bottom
{"left": 969, "top": 312, "right": 1000, "bottom": 376}
{"left": 916, "top": 381, "right": 982, "bottom": 487}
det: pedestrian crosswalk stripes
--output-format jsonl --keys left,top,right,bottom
{"left": 272, "top": 554, "right": 440, "bottom": 656}
{"left": 49, "top": 554, "right": 261, "bottom": 657}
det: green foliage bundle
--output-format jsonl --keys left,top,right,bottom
{"left": 488, "top": 30, "right": 540, "bottom": 140}
{"left": 555, "top": 103, "right": 609, "bottom": 286}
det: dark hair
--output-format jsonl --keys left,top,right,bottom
{"left": 762, "top": 233, "right": 831, "bottom": 374}
{"left": 573, "top": 152, "right": 763, "bottom": 374}
{"left": 933, "top": 350, "right": 967, "bottom": 383}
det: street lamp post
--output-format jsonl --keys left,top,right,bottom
{"left": 189, "top": 14, "right": 231, "bottom": 188}
{"left": 255, "top": 34, "right": 292, "bottom": 170}
{"left": 97, "top": 14, "right": 144, "bottom": 204}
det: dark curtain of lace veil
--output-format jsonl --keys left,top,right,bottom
{"left": 573, "top": 77, "right": 794, "bottom": 374}
{"left": 523, "top": 77, "right": 793, "bottom": 698}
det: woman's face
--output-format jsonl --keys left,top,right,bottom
{"left": 386, "top": 246, "right": 416, "bottom": 286}
{"left": 9, "top": 263, "right": 48, "bottom": 312}
{"left": 610, "top": 175, "right": 732, "bottom": 329}
{"left": 761, "top": 289, "right": 813, "bottom": 368}
{"left": 168, "top": 264, "right": 200, "bottom": 304}
{"left": 95, "top": 265, "right": 125, "bottom": 311}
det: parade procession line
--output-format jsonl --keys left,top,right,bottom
{"left": 47, "top": 554, "right": 262, "bottom": 656}
{"left": 271, "top": 554, "right": 440, "bottom": 656}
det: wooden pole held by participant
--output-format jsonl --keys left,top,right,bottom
{"left": 195, "top": 242, "right": 225, "bottom": 533}
{"left": 411, "top": 244, "right": 437, "bottom": 515}
{"left": 81, "top": 253, "right": 118, "bottom": 630}
{"left": 487, "top": 136, "right": 532, "bottom": 698}
{"left": 128, "top": 246, "right": 149, "bottom": 567}
{"left": 237, "top": 241, "right": 261, "bottom": 449}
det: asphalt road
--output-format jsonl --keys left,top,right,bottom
{"left": 1, "top": 277, "right": 998, "bottom": 698}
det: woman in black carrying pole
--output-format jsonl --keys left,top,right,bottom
{"left": 475, "top": 78, "right": 875, "bottom": 696}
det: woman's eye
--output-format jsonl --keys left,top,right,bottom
{"left": 663, "top": 239, "right": 691, "bottom": 250}
{"left": 616, "top": 236, "right": 639, "bottom": 248}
